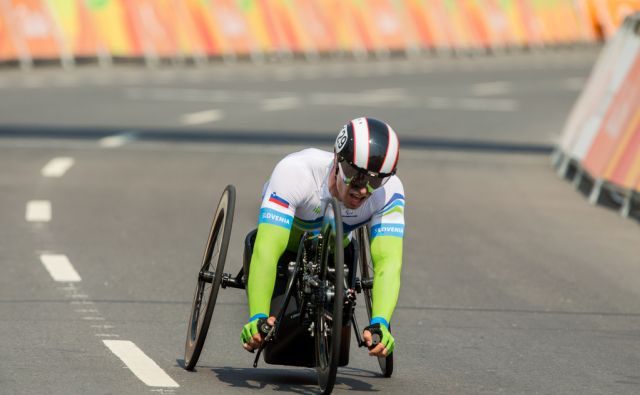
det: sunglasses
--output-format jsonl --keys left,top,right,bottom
{"left": 338, "top": 160, "right": 391, "bottom": 193}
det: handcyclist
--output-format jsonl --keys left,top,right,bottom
{"left": 241, "top": 117, "right": 405, "bottom": 359}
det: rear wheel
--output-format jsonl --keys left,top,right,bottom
{"left": 184, "top": 185, "right": 235, "bottom": 370}
{"left": 357, "top": 226, "right": 393, "bottom": 378}
{"left": 315, "top": 198, "right": 344, "bottom": 394}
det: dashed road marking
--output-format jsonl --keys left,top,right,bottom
{"left": 41, "top": 157, "right": 74, "bottom": 177}
{"left": 181, "top": 109, "right": 223, "bottom": 125}
{"left": 92, "top": 325, "right": 115, "bottom": 329}
{"left": 103, "top": 340, "right": 180, "bottom": 388}
{"left": 71, "top": 300, "right": 95, "bottom": 305}
{"left": 425, "top": 97, "right": 453, "bottom": 109}
{"left": 26, "top": 200, "right": 52, "bottom": 222}
{"left": 260, "top": 97, "right": 300, "bottom": 111}
{"left": 75, "top": 309, "right": 98, "bottom": 313}
{"left": 40, "top": 254, "right": 82, "bottom": 282}
{"left": 471, "top": 81, "right": 512, "bottom": 96}
{"left": 99, "top": 131, "right": 138, "bottom": 148}
{"left": 424, "top": 97, "right": 518, "bottom": 112}
{"left": 458, "top": 98, "right": 518, "bottom": 112}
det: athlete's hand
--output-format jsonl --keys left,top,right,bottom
{"left": 363, "top": 323, "right": 394, "bottom": 357}
{"left": 241, "top": 316, "right": 276, "bottom": 352}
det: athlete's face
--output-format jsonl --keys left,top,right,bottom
{"left": 329, "top": 158, "right": 370, "bottom": 209}
{"left": 338, "top": 178, "right": 370, "bottom": 209}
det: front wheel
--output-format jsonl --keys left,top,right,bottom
{"left": 184, "top": 185, "right": 235, "bottom": 370}
{"left": 315, "top": 198, "right": 345, "bottom": 394}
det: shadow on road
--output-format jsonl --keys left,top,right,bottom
{"left": 0, "top": 124, "right": 553, "bottom": 155}
{"left": 177, "top": 358, "right": 379, "bottom": 393}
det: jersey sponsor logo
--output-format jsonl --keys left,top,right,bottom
{"left": 343, "top": 208, "right": 357, "bottom": 217}
{"left": 371, "top": 223, "right": 404, "bottom": 238}
{"left": 259, "top": 208, "right": 293, "bottom": 229}
{"left": 268, "top": 192, "right": 290, "bottom": 208}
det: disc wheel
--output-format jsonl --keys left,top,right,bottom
{"left": 357, "top": 226, "right": 393, "bottom": 377}
{"left": 315, "top": 198, "right": 345, "bottom": 394}
{"left": 184, "top": 185, "right": 235, "bottom": 370}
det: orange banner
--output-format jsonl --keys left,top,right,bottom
{"left": 83, "top": 0, "right": 133, "bottom": 57}
{"left": 4, "top": 0, "right": 62, "bottom": 60}
{"left": 119, "top": 0, "right": 180, "bottom": 59}
{"left": 44, "top": 0, "right": 101, "bottom": 57}
{"left": 289, "top": 0, "right": 337, "bottom": 53}
{"left": 256, "top": 0, "right": 302, "bottom": 53}
{"left": 209, "top": 0, "right": 258, "bottom": 57}
{"left": 0, "top": 9, "right": 19, "bottom": 61}
{"left": 600, "top": 54, "right": 640, "bottom": 189}
{"left": 593, "top": 0, "right": 640, "bottom": 37}
{"left": 405, "top": 0, "right": 436, "bottom": 49}
{"left": 360, "top": 0, "right": 415, "bottom": 52}
{"left": 181, "top": 0, "right": 224, "bottom": 56}
{"left": 582, "top": 52, "right": 639, "bottom": 178}
{"left": 0, "top": 0, "right": 626, "bottom": 63}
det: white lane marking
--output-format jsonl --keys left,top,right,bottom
{"left": 99, "top": 131, "right": 137, "bottom": 148}
{"left": 26, "top": 200, "right": 51, "bottom": 222}
{"left": 310, "top": 89, "right": 410, "bottom": 107}
{"left": 458, "top": 98, "right": 518, "bottom": 112}
{"left": 92, "top": 325, "right": 115, "bottom": 329}
{"left": 180, "top": 109, "right": 223, "bottom": 125}
{"left": 425, "top": 97, "right": 453, "bottom": 109}
{"left": 471, "top": 81, "right": 512, "bottom": 96}
{"left": 424, "top": 97, "right": 518, "bottom": 111}
{"left": 0, "top": 138, "right": 304, "bottom": 156}
{"left": 103, "top": 340, "right": 179, "bottom": 388}
{"left": 41, "top": 157, "right": 74, "bottom": 177}
{"left": 40, "top": 254, "right": 82, "bottom": 282}
{"left": 96, "top": 333, "right": 120, "bottom": 337}
{"left": 83, "top": 317, "right": 106, "bottom": 320}
{"left": 260, "top": 97, "right": 300, "bottom": 112}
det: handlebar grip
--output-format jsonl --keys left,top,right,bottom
{"left": 257, "top": 318, "right": 272, "bottom": 337}
{"left": 370, "top": 333, "right": 381, "bottom": 349}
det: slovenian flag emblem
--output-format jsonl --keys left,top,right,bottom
{"left": 269, "top": 192, "right": 290, "bottom": 208}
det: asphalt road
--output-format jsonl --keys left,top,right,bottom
{"left": 2, "top": 47, "right": 640, "bottom": 395}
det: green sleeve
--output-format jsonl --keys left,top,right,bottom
{"left": 247, "top": 223, "right": 290, "bottom": 318}
{"left": 369, "top": 235, "right": 403, "bottom": 324}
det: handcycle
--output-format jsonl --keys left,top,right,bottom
{"left": 183, "top": 185, "right": 393, "bottom": 394}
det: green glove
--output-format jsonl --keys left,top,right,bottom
{"left": 240, "top": 314, "right": 266, "bottom": 345}
{"left": 364, "top": 321, "right": 395, "bottom": 355}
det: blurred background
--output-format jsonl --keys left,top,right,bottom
{"left": 1, "top": 1, "right": 640, "bottom": 394}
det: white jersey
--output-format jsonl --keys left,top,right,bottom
{"left": 258, "top": 148, "right": 405, "bottom": 239}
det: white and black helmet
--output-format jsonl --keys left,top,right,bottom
{"left": 334, "top": 117, "right": 399, "bottom": 191}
